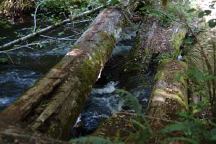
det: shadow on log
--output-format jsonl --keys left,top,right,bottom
{"left": 0, "top": 7, "right": 127, "bottom": 140}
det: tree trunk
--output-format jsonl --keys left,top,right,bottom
{"left": 0, "top": 123, "right": 69, "bottom": 144}
{"left": 0, "top": 7, "right": 127, "bottom": 139}
{"left": 147, "top": 60, "right": 188, "bottom": 144}
{"left": 147, "top": 60, "right": 188, "bottom": 129}
{"left": 92, "top": 19, "right": 187, "bottom": 143}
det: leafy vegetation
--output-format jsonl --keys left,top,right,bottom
{"left": 115, "top": 89, "right": 142, "bottom": 114}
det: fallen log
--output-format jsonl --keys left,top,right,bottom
{"left": 147, "top": 60, "right": 188, "bottom": 144}
{"left": 147, "top": 60, "right": 188, "bottom": 129}
{"left": 0, "top": 124, "right": 69, "bottom": 144}
{"left": 92, "top": 18, "right": 187, "bottom": 143}
{"left": 0, "top": 5, "right": 105, "bottom": 51}
{"left": 92, "top": 112, "right": 137, "bottom": 142}
{"left": 0, "top": 7, "right": 127, "bottom": 139}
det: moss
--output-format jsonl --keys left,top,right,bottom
{"left": 93, "top": 113, "right": 137, "bottom": 142}
{"left": 149, "top": 60, "right": 189, "bottom": 125}
{"left": 153, "top": 89, "right": 188, "bottom": 109}
{"left": 170, "top": 26, "right": 187, "bottom": 58}
{"left": 155, "top": 60, "right": 187, "bottom": 82}
{"left": 77, "top": 32, "right": 115, "bottom": 88}
{"left": 44, "top": 31, "right": 117, "bottom": 139}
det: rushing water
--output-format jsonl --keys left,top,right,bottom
{"left": 0, "top": 65, "right": 41, "bottom": 110}
{"left": 0, "top": 18, "right": 88, "bottom": 110}
{"left": 0, "top": 20, "right": 153, "bottom": 137}
{"left": 77, "top": 82, "right": 123, "bottom": 133}
{"left": 70, "top": 25, "right": 155, "bottom": 136}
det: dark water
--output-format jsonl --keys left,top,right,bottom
{"left": 0, "top": 65, "right": 41, "bottom": 110}
{"left": 77, "top": 82, "right": 123, "bottom": 133}
{"left": 0, "top": 20, "right": 153, "bottom": 137}
{"left": 0, "top": 18, "right": 88, "bottom": 110}
{"left": 71, "top": 25, "right": 155, "bottom": 136}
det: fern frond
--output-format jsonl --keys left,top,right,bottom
{"left": 115, "top": 89, "right": 142, "bottom": 114}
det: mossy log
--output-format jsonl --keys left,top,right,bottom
{"left": 92, "top": 112, "right": 137, "bottom": 142}
{"left": 0, "top": 7, "right": 126, "bottom": 139}
{"left": 0, "top": 122, "right": 70, "bottom": 144}
{"left": 92, "top": 19, "right": 187, "bottom": 143}
{"left": 147, "top": 60, "right": 188, "bottom": 130}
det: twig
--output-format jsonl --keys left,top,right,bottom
{"left": 0, "top": 5, "right": 105, "bottom": 50}
{"left": 5, "top": 53, "right": 14, "bottom": 64}
{"left": 33, "top": 2, "right": 43, "bottom": 32}
{"left": 66, "top": 19, "right": 93, "bottom": 25}
{"left": 0, "top": 41, "right": 55, "bottom": 54}
{"left": 40, "top": 35, "right": 76, "bottom": 41}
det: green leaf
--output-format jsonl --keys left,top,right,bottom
{"left": 187, "top": 8, "right": 196, "bottom": 13}
{"left": 115, "top": 89, "right": 142, "bottom": 114}
{"left": 0, "top": 58, "right": 8, "bottom": 63}
{"left": 161, "top": 122, "right": 189, "bottom": 134}
{"left": 187, "top": 67, "right": 206, "bottom": 82}
{"left": 198, "top": 10, "right": 212, "bottom": 18}
{"left": 209, "top": 128, "right": 216, "bottom": 141}
{"left": 58, "top": 31, "right": 65, "bottom": 36}
{"left": 208, "top": 19, "right": 216, "bottom": 28}
{"left": 163, "top": 137, "right": 199, "bottom": 144}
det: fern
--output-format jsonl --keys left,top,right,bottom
{"left": 163, "top": 137, "right": 199, "bottom": 144}
{"left": 115, "top": 89, "right": 142, "bottom": 114}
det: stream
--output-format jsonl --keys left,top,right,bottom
{"left": 0, "top": 19, "right": 154, "bottom": 137}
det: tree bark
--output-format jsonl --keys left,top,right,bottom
{"left": 92, "top": 112, "right": 137, "bottom": 142}
{"left": 147, "top": 60, "right": 188, "bottom": 144}
{"left": 0, "top": 124, "right": 70, "bottom": 144}
{"left": 0, "top": 7, "right": 126, "bottom": 139}
{"left": 147, "top": 60, "right": 188, "bottom": 129}
{"left": 92, "top": 19, "right": 187, "bottom": 143}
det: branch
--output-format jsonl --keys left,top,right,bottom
{"left": 0, "top": 40, "right": 64, "bottom": 54}
{"left": 0, "top": 5, "right": 105, "bottom": 50}
{"left": 33, "top": 2, "right": 43, "bottom": 32}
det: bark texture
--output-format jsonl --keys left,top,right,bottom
{"left": 0, "top": 124, "right": 69, "bottom": 144}
{"left": 92, "top": 112, "right": 137, "bottom": 142}
{"left": 0, "top": 7, "right": 126, "bottom": 139}
{"left": 92, "top": 19, "right": 187, "bottom": 143}
{"left": 147, "top": 60, "right": 188, "bottom": 129}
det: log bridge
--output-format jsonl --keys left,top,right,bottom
{"left": 0, "top": 6, "right": 129, "bottom": 143}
